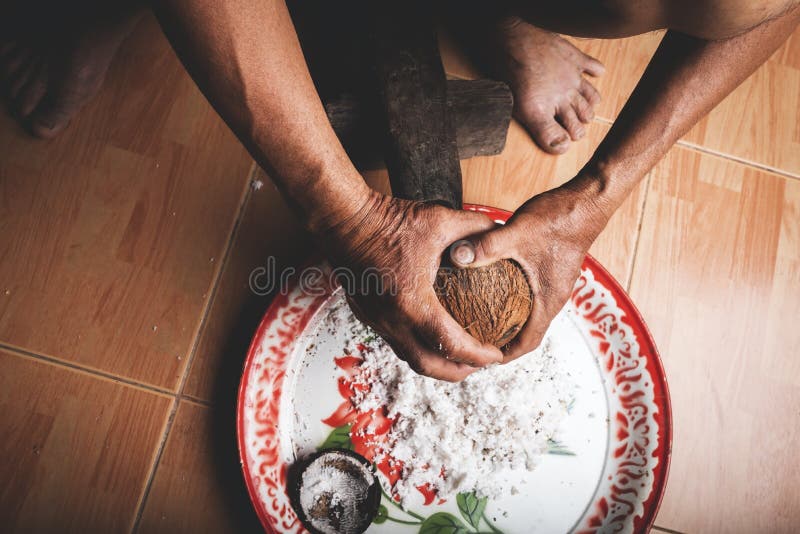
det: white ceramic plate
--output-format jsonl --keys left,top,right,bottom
{"left": 238, "top": 205, "right": 671, "bottom": 534}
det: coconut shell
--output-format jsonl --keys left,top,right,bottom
{"left": 435, "top": 259, "right": 532, "bottom": 347}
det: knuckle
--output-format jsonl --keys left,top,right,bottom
{"left": 409, "top": 358, "right": 433, "bottom": 377}
{"left": 439, "top": 336, "right": 466, "bottom": 361}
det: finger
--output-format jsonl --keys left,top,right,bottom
{"left": 580, "top": 78, "right": 601, "bottom": 107}
{"left": 449, "top": 239, "right": 476, "bottom": 266}
{"left": 556, "top": 105, "right": 585, "bottom": 141}
{"left": 392, "top": 330, "right": 477, "bottom": 382}
{"left": 501, "top": 268, "right": 575, "bottom": 362}
{"left": 407, "top": 352, "right": 477, "bottom": 382}
{"left": 501, "top": 300, "right": 550, "bottom": 362}
{"left": 415, "top": 294, "right": 504, "bottom": 367}
{"left": 434, "top": 208, "right": 496, "bottom": 248}
{"left": 451, "top": 225, "right": 511, "bottom": 269}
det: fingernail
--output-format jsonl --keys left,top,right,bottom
{"left": 450, "top": 240, "right": 476, "bottom": 265}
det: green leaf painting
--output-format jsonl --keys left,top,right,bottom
{"left": 419, "top": 512, "right": 469, "bottom": 534}
{"left": 546, "top": 438, "right": 576, "bottom": 456}
{"left": 456, "top": 492, "right": 487, "bottom": 529}
{"left": 374, "top": 504, "right": 389, "bottom": 524}
{"left": 318, "top": 423, "right": 353, "bottom": 451}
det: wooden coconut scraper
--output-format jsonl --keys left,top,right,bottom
{"left": 367, "top": 2, "right": 532, "bottom": 348}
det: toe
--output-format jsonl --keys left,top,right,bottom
{"left": 517, "top": 102, "right": 572, "bottom": 154}
{"left": 16, "top": 64, "right": 47, "bottom": 118}
{"left": 579, "top": 52, "right": 605, "bottom": 77}
{"left": 28, "top": 99, "right": 72, "bottom": 139}
{"left": 1, "top": 45, "right": 32, "bottom": 80}
{"left": 7, "top": 57, "right": 38, "bottom": 100}
{"left": 557, "top": 105, "right": 585, "bottom": 141}
{"left": 580, "top": 78, "right": 601, "bottom": 107}
{"left": 0, "top": 41, "right": 17, "bottom": 59}
{"left": 572, "top": 92, "right": 594, "bottom": 123}
{"left": 28, "top": 90, "right": 76, "bottom": 139}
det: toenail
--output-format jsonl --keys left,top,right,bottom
{"left": 550, "top": 136, "right": 568, "bottom": 148}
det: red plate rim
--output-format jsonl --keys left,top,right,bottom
{"left": 236, "top": 203, "right": 672, "bottom": 534}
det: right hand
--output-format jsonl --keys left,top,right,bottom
{"left": 318, "top": 190, "right": 504, "bottom": 381}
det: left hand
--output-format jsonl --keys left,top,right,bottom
{"left": 452, "top": 177, "right": 612, "bottom": 362}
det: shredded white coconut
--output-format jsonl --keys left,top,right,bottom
{"left": 327, "top": 298, "right": 574, "bottom": 504}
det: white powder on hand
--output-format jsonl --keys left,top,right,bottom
{"left": 328, "top": 299, "right": 574, "bottom": 504}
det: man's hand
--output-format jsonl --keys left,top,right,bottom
{"left": 452, "top": 177, "right": 611, "bottom": 362}
{"left": 320, "top": 190, "right": 504, "bottom": 381}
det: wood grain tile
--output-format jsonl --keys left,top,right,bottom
{"left": 182, "top": 175, "right": 312, "bottom": 403}
{"left": 0, "top": 349, "right": 171, "bottom": 533}
{"left": 0, "top": 14, "right": 252, "bottom": 390}
{"left": 629, "top": 147, "right": 800, "bottom": 532}
{"left": 137, "top": 400, "right": 261, "bottom": 533}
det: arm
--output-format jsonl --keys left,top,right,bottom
{"left": 585, "top": 4, "right": 800, "bottom": 212}
{"left": 153, "top": 0, "right": 503, "bottom": 379}
{"left": 152, "top": 0, "right": 368, "bottom": 233}
{"left": 457, "top": 6, "right": 800, "bottom": 360}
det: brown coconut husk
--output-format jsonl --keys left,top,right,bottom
{"left": 435, "top": 259, "right": 532, "bottom": 347}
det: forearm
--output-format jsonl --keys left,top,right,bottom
{"left": 152, "top": 0, "right": 371, "bottom": 232}
{"left": 577, "top": 5, "right": 800, "bottom": 213}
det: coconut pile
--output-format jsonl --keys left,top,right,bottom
{"left": 327, "top": 298, "right": 574, "bottom": 503}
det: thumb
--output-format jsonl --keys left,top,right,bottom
{"left": 449, "top": 227, "right": 508, "bottom": 268}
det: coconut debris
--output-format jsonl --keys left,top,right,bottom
{"left": 327, "top": 297, "right": 574, "bottom": 504}
{"left": 299, "top": 453, "right": 375, "bottom": 534}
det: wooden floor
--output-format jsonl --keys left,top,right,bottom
{"left": 1, "top": 13, "right": 799, "bottom": 534}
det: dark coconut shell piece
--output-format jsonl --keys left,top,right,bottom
{"left": 288, "top": 448, "right": 381, "bottom": 534}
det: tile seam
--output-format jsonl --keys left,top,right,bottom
{"left": 129, "top": 159, "right": 259, "bottom": 532}
{"left": 0, "top": 342, "right": 174, "bottom": 398}
{"left": 594, "top": 116, "right": 800, "bottom": 181}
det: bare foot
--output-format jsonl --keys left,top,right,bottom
{"left": 1, "top": 8, "right": 141, "bottom": 139}
{"left": 489, "top": 17, "right": 605, "bottom": 154}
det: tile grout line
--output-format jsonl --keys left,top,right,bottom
{"left": 673, "top": 138, "right": 800, "bottom": 180}
{"left": 180, "top": 395, "right": 213, "bottom": 408}
{"left": 652, "top": 525, "right": 687, "bottom": 534}
{"left": 594, "top": 116, "right": 800, "bottom": 181}
{"left": 0, "top": 341, "right": 174, "bottom": 398}
{"left": 129, "top": 160, "right": 259, "bottom": 533}
{"left": 624, "top": 172, "right": 652, "bottom": 292}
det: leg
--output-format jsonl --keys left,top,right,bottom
{"left": 0, "top": 0, "right": 142, "bottom": 138}
{"left": 449, "top": 8, "right": 605, "bottom": 154}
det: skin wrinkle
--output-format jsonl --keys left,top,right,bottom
{"left": 125, "top": 0, "right": 799, "bottom": 379}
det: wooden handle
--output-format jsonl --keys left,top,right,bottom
{"left": 324, "top": 79, "right": 512, "bottom": 171}
{"left": 369, "top": 2, "right": 463, "bottom": 209}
